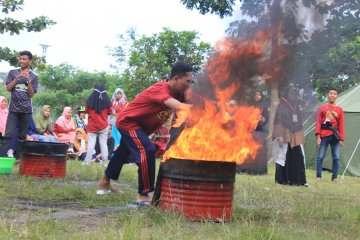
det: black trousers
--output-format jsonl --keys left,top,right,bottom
{"left": 0, "top": 111, "right": 32, "bottom": 157}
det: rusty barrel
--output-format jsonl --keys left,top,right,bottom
{"left": 19, "top": 140, "right": 68, "bottom": 178}
{"left": 157, "top": 158, "right": 236, "bottom": 221}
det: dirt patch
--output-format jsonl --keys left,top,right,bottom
{"left": 1, "top": 199, "right": 138, "bottom": 226}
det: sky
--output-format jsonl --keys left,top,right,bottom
{"left": 1, "top": 0, "right": 238, "bottom": 73}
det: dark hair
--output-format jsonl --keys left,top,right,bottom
{"left": 19, "top": 51, "right": 33, "bottom": 60}
{"left": 328, "top": 88, "right": 338, "bottom": 94}
{"left": 170, "top": 62, "right": 193, "bottom": 79}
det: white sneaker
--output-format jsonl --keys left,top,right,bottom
{"left": 101, "top": 159, "right": 109, "bottom": 167}
{"left": 81, "top": 161, "right": 91, "bottom": 166}
{"left": 7, "top": 149, "right": 14, "bottom": 158}
{"left": 96, "top": 189, "right": 112, "bottom": 195}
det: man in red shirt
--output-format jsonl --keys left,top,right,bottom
{"left": 315, "top": 88, "right": 345, "bottom": 182}
{"left": 96, "top": 62, "right": 193, "bottom": 205}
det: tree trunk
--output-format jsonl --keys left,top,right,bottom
{"left": 266, "top": 82, "right": 279, "bottom": 162}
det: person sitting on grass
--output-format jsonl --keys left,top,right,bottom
{"left": 76, "top": 106, "right": 87, "bottom": 130}
{"left": 0, "top": 96, "right": 9, "bottom": 137}
{"left": 31, "top": 105, "right": 57, "bottom": 142}
{"left": 96, "top": 62, "right": 193, "bottom": 207}
{"left": 74, "top": 128, "right": 88, "bottom": 161}
{"left": 54, "top": 106, "right": 76, "bottom": 153}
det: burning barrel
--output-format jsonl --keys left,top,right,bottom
{"left": 155, "top": 158, "right": 236, "bottom": 221}
{"left": 19, "top": 140, "right": 68, "bottom": 178}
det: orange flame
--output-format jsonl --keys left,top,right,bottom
{"left": 162, "top": 30, "right": 286, "bottom": 164}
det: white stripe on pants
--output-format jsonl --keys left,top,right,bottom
{"left": 85, "top": 128, "right": 108, "bottom": 162}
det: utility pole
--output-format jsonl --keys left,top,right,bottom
{"left": 39, "top": 44, "right": 50, "bottom": 58}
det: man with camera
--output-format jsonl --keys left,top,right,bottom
{"left": 315, "top": 88, "right": 345, "bottom": 182}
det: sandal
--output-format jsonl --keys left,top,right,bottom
{"left": 131, "top": 200, "right": 151, "bottom": 207}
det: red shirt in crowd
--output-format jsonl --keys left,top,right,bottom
{"left": 315, "top": 103, "right": 345, "bottom": 141}
{"left": 117, "top": 81, "right": 184, "bottom": 135}
{"left": 85, "top": 104, "right": 112, "bottom": 133}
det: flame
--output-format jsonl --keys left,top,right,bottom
{"left": 162, "top": 29, "right": 287, "bottom": 164}
{"left": 162, "top": 102, "right": 261, "bottom": 164}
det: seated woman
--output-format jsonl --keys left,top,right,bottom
{"left": 28, "top": 105, "right": 57, "bottom": 142}
{"left": 0, "top": 96, "right": 9, "bottom": 137}
{"left": 74, "top": 128, "right": 88, "bottom": 160}
{"left": 54, "top": 107, "right": 76, "bottom": 152}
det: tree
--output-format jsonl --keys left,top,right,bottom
{"left": 181, "top": 0, "right": 360, "bottom": 160}
{"left": 110, "top": 28, "right": 211, "bottom": 99}
{"left": 0, "top": 0, "right": 56, "bottom": 67}
{"left": 180, "top": 0, "right": 237, "bottom": 18}
{"left": 34, "top": 63, "right": 123, "bottom": 116}
{"left": 312, "top": 36, "right": 360, "bottom": 98}
{"left": 182, "top": 0, "right": 360, "bottom": 95}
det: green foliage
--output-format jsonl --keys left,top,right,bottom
{"left": 0, "top": 47, "right": 47, "bottom": 69}
{"left": 111, "top": 28, "right": 211, "bottom": 99}
{"left": 312, "top": 36, "right": 360, "bottom": 96}
{"left": 180, "top": 0, "right": 237, "bottom": 18}
{"left": 34, "top": 63, "right": 123, "bottom": 116}
{"left": 0, "top": 0, "right": 56, "bottom": 66}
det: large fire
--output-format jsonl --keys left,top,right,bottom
{"left": 162, "top": 33, "right": 274, "bottom": 164}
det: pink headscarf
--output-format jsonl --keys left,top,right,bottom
{"left": 55, "top": 106, "right": 75, "bottom": 130}
{"left": 0, "top": 96, "right": 9, "bottom": 134}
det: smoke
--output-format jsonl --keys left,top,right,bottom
{"left": 190, "top": 0, "right": 335, "bottom": 112}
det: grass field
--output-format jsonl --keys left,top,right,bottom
{"left": 0, "top": 160, "right": 359, "bottom": 240}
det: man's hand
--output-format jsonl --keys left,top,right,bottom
{"left": 21, "top": 69, "right": 30, "bottom": 80}
{"left": 340, "top": 141, "right": 343, "bottom": 148}
{"left": 316, "top": 136, "right": 321, "bottom": 148}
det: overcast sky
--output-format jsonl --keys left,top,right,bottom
{"left": 1, "top": 0, "right": 237, "bottom": 73}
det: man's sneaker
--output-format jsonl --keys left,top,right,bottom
{"left": 67, "top": 148, "right": 74, "bottom": 154}
{"left": 7, "top": 149, "right": 14, "bottom": 158}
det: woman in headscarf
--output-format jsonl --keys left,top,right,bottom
{"left": 32, "top": 105, "right": 57, "bottom": 142}
{"left": 272, "top": 86, "right": 307, "bottom": 186}
{"left": 84, "top": 83, "right": 112, "bottom": 165}
{"left": 74, "top": 128, "right": 88, "bottom": 160}
{"left": 109, "top": 88, "right": 128, "bottom": 148}
{"left": 54, "top": 107, "right": 76, "bottom": 152}
{"left": 0, "top": 96, "right": 9, "bottom": 136}
{"left": 237, "top": 90, "right": 269, "bottom": 175}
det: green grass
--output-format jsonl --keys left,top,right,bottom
{"left": 0, "top": 160, "right": 359, "bottom": 239}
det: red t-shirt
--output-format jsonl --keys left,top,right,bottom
{"left": 117, "top": 81, "right": 184, "bottom": 135}
{"left": 315, "top": 103, "right": 345, "bottom": 141}
{"left": 85, "top": 104, "right": 112, "bottom": 133}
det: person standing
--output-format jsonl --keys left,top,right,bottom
{"left": 273, "top": 86, "right": 307, "bottom": 186}
{"left": 109, "top": 88, "right": 128, "bottom": 148}
{"left": 83, "top": 83, "right": 112, "bottom": 165}
{"left": 238, "top": 90, "right": 269, "bottom": 175}
{"left": 96, "top": 62, "right": 193, "bottom": 206}
{"left": 315, "top": 88, "right": 345, "bottom": 182}
{"left": 0, "top": 51, "right": 38, "bottom": 157}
